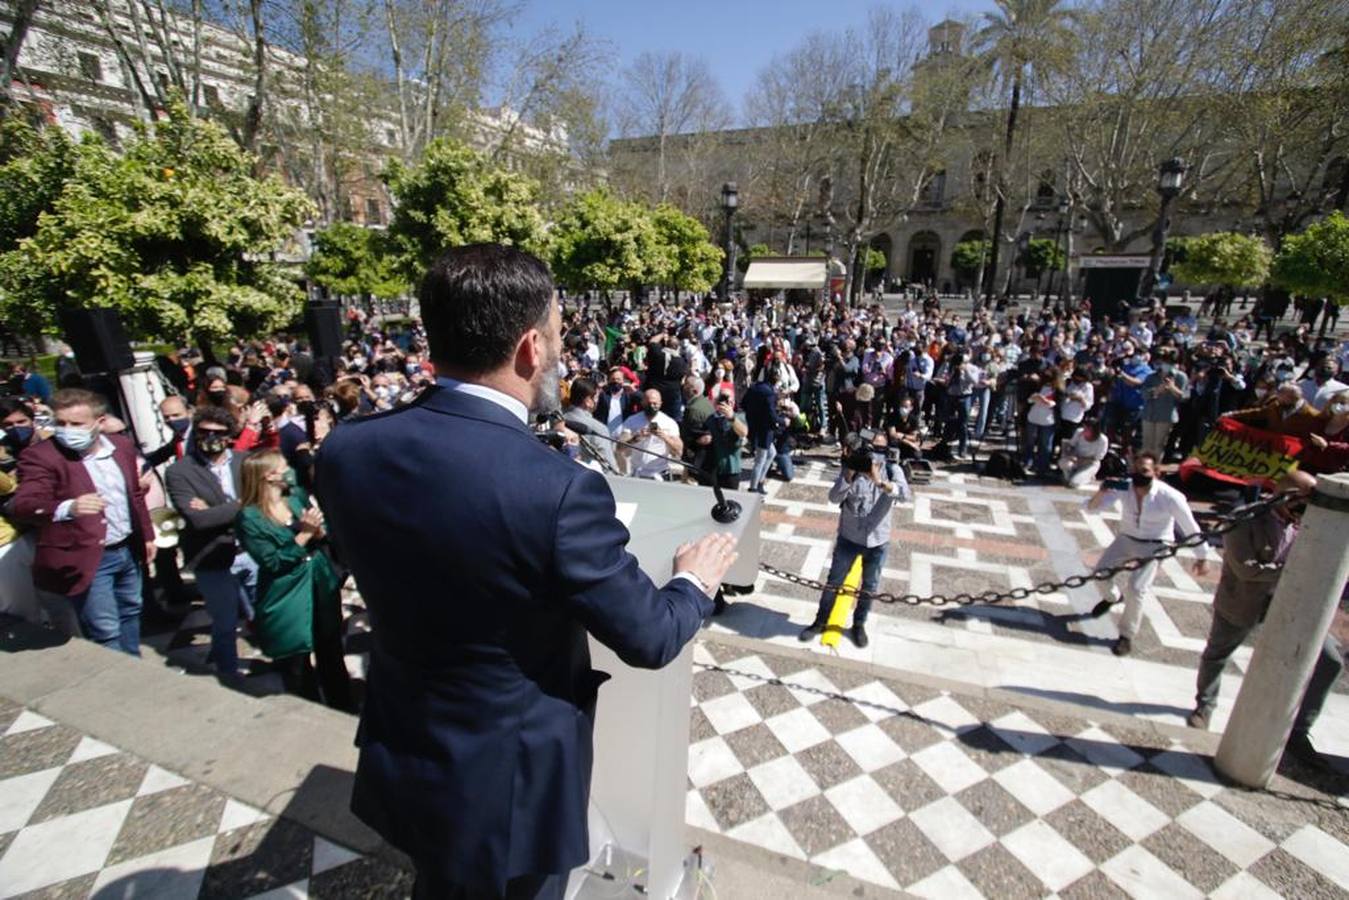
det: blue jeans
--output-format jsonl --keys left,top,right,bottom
{"left": 195, "top": 564, "right": 249, "bottom": 677}
{"left": 1025, "top": 422, "right": 1055, "bottom": 472}
{"left": 811, "top": 537, "right": 887, "bottom": 628}
{"left": 70, "top": 544, "right": 142, "bottom": 655}
{"left": 948, "top": 394, "right": 973, "bottom": 455}
{"left": 773, "top": 448, "right": 795, "bottom": 481}
{"left": 974, "top": 387, "right": 992, "bottom": 440}
{"left": 750, "top": 443, "right": 775, "bottom": 489}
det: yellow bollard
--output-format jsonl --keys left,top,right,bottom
{"left": 819, "top": 556, "right": 863, "bottom": 648}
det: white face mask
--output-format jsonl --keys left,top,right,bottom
{"left": 54, "top": 423, "right": 99, "bottom": 452}
{"left": 1331, "top": 401, "right": 1349, "bottom": 416}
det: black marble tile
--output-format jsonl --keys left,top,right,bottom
{"left": 9, "top": 872, "right": 98, "bottom": 900}
{"left": 106, "top": 783, "right": 228, "bottom": 866}
{"left": 0, "top": 725, "right": 82, "bottom": 780}
{"left": 1042, "top": 800, "right": 1132, "bottom": 864}
{"left": 955, "top": 779, "right": 1035, "bottom": 837}
{"left": 200, "top": 817, "right": 314, "bottom": 900}
{"left": 722, "top": 724, "right": 788, "bottom": 770}
{"left": 871, "top": 759, "right": 946, "bottom": 813}
{"left": 956, "top": 843, "right": 1048, "bottom": 900}
{"left": 794, "top": 741, "right": 862, "bottom": 791}
{"left": 308, "top": 856, "right": 414, "bottom": 898}
{"left": 29, "top": 753, "right": 148, "bottom": 824}
{"left": 699, "top": 773, "right": 769, "bottom": 832}
{"left": 1141, "top": 823, "right": 1239, "bottom": 894}
{"left": 863, "top": 817, "right": 947, "bottom": 887}
{"left": 777, "top": 795, "right": 853, "bottom": 858}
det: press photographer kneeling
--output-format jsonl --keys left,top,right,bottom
{"left": 799, "top": 430, "right": 912, "bottom": 648}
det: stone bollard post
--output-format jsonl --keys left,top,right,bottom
{"left": 1215, "top": 472, "right": 1349, "bottom": 788}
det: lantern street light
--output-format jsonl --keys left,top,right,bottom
{"left": 1137, "top": 157, "right": 1186, "bottom": 303}
{"left": 720, "top": 181, "right": 739, "bottom": 302}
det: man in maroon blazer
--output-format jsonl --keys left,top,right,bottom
{"left": 13, "top": 388, "right": 155, "bottom": 655}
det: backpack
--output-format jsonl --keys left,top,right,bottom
{"left": 982, "top": 450, "right": 1026, "bottom": 481}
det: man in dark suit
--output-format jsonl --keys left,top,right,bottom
{"left": 316, "top": 244, "right": 736, "bottom": 900}
{"left": 12, "top": 388, "right": 155, "bottom": 654}
{"left": 743, "top": 364, "right": 780, "bottom": 493}
{"left": 164, "top": 406, "right": 255, "bottom": 681}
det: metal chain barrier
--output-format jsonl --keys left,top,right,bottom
{"left": 754, "top": 488, "right": 1301, "bottom": 608}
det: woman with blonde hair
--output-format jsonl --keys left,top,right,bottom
{"left": 234, "top": 450, "right": 352, "bottom": 710}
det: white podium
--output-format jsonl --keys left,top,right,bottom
{"left": 568, "top": 476, "right": 761, "bottom": 900}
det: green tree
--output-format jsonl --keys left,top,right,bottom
{"left": 1272, "top": 211, "right": 1349, "bottom": 302}
{"left": 864, "top": 247, "right": 887, "bottom": 274}
{"left": 1019, "top": 237, "right": 1064, "bottom": 276}
{"left": 0, "top": 116, "right": 76, "bottom": 252}
{"left": 0, "top": 105, "right": 313, "bottom": 342}
{"left": 951, "top": 239, "right": 993, "bottom": 279}
{"left": 384, "top": 137, "right": 547, "bottom": 280}
{"left": 649, "top": 203, "right": 723, "bottom": 293}
{"left": 306, "top": 222, "right": 408, "bottom": 301}
{"left": 549, "top": 188, "right": 657, "bottom": 292}
{"left": 1171, "top": 232, "right": 1272, "bottom": 289}
{"left": 972, "top": 0, "right": 1077, "bottom": 300}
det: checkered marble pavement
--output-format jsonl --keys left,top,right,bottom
{"left": 0, "top": 697, "right": 408, "bottom": 899}
{"left": 686, "top": 638, "right": 1349, "bottom": 899}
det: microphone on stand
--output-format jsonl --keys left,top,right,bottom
{"left": 561, "top": 417, "right": 743, "bottom": 524}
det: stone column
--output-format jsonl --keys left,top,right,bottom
{"left": 1214, "top": 473, "right": 1349, "bottom": 787}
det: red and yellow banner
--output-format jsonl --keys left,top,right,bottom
{"left": 1181, "top": 418, "right": 1303, "bottom": 486}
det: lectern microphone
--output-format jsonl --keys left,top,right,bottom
{"left": 560, "top": 418, "right": 743, "bottom": 524}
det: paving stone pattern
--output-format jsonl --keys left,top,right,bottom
{"left": 686, "top": 639, "right": 1349, "bottom": 898}
{"left": 0, "top": 696, "right": 409, "bottom": 900}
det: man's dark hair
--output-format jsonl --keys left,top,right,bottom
{"left": 568, "top": 377, "right": 597, "bottom": 409}
{"left": 192, "top": 405, "right": 236, "bottom": 434}
{"left": 1135, "top": 450, "right": 1160, "bottom": 465}
{"left": 0, "top": 397, "right": 35, "bottom": 421}
{"left": 420, "top": 244, "right": 554, "bottom": 374}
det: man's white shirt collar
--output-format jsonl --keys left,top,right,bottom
{"left": 436, "top": 376, "right": 529, "bottom": 425}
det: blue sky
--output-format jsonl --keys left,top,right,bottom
{"left": 509, "top": 0, "right": 995, "bottom": 120}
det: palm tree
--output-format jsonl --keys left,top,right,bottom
{"left": 972, "top": 0, "right": 1077, "bottom": 303}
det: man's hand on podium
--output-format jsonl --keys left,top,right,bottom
{"left": 674, "top": 532, "right": 738, "bottom": 597}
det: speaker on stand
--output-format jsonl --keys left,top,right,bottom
{"left": 304, "top": 300, "right": 345, "bottom": 387}
{"left": 56, "top": 307, "right": 142, "bottom": 446}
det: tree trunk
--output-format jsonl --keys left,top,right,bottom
{"left": 240, "top": 0, "right": 267, "bottom": 154}
{"left": 0, "top": 0, "right": 39, "bottom": 112}
{"left": 985, "top": 70, "right": 1022, "bottom": 304}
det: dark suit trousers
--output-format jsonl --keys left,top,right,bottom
{"left": 412, "top": 866, "right": 566, "bottom": 900}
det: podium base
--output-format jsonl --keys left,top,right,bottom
{"left": 566, "top": 844, "right": 705, "bottom": 900}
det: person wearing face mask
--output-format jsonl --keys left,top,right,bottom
{"left": 1301, "top": 390, "right": 1349, "bottom": 474}
{"left": 600, "top": 366, "right": 641, "bottom": 436}
{"left": 1086, "top": 452, "right": 1211, "bottom": 656}
{"left": 0, "top": 398, "right": 45, "bottom": 624}
{"left": 165, "top": 406, "right": 258, "bottom": 683}
{"left": 12, "top": 389, "right": 156, "bottom": 654}
{"left": 1186, "top": 472, "right": 1342, "bottom": 770}
{"left": 1298, "top": 358, "right": 1347, "bottom": 412}
{"left": 618, "top": 388, "right": 684, "bottom": 480}
{"left": 314, "top": 244, "right": 734, "bottom": 899}
{"left": 1228, "top": 381, "right": 1324, "bottom": 439}
{"left": 1139, "top": 350, "right": 1189, "bottom": 461}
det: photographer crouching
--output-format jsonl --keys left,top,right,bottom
{"left": 798, "top": 431, "right": 912, "bottom": 648}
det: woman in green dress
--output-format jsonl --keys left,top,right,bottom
{"left": 235, "top": 450, "right": 353, "bottom": 711}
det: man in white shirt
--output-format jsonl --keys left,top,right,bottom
{"left": 619, "top": 389, "right": 684, "bottom": 480}
{"left": 1298, "top": 359, "right": 1347, "bottom": 411}
{"left": 1087, "top": 451, "right": 1210, "bottom": 655}
{"left": 1059, "top": 421, "right": 1109, "bottom": 488}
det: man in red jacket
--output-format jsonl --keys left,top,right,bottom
{"left": 13, "top": 388, "right": 155, "bottom": 655}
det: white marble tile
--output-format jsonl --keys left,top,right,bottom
{"left": 717, "top": 654, "right": 777, "bottom": 692}
{"left": 67, "top": 736, "right": 120, "bottom": 764}
{"left": 910, "top": 695, "right": 981, "bottom": 734}
{"left": 311, "top": 836, "right": 361, "bottom": 876}
{"left": 0, "top": 767, "right": 62, "bottom": 833}
{"left": 137, "top": 764, "right": 190, "bottom": 797}
{"left": 218, "top": 798, "right": 269, "bottom": 833}
{"left": 1065, "top": 725, "right": 1146, "bottom": 773}
{"left": 747, "top": 755, "right": 820, "bottom": 811}
{"left": 242, "top": 881, "right": 308, "bottom": 900}
{"left": 811, "top": 837, "right": 899, "bottom": 890}
{"left": 781, "top": 668, "right": 838, "bottom": 707}
{"left": 764, "top": 707, "right": 831, "bottom": 754}
{"left": 687, "top": 736, "right": 744, "bottom": 788}
{"left": 699, "top": 692, "right": 762, "bottom": 736}
{"left": 1174, "top": 801, "right": 1275, "bottom": 869}
{"left": 1101, "top": 845, "right": 1204, "bottom": 900}
{"left": 908, "top": 741, "right": 988, "bottom": 795}
{"left": 1080, "top": 779, "right": 1169, "bottom": 841}
{"left": 1209, "top": 870, "right": 1286, "bottom": 900}
{"left": 685, "top": 789, "right": 720, "bottom": 834}
{"left": 907, "top": 864, "right": 985, "bottom": 900}
{"left": 988, "top": 710, "right": 1060, "bottom": 756}
{"left": 843, "top": 681, "right": 908, "bottom": 722}
{"left": 727, "top": 812, "right": 807, "bottom": 861}
{"left": 0, "top": 798, "right": 131, "bottom": 896}
{"left": 992, "top": 759, "right": 1075, "bottom": 817}
{"left": 1000, "top": 820, "right": 1095, "bottom": 891}
{"left": 833, "top": 723, "right": 906, "bottom": 773}
{"left": 906, "top": 797, "right": 994, "bottom": 862}
{"left": 89, "top": 834, "right": 215, "bottom": 900}
{"left": 1148, "top": 749, "right": 1225, "bottom": 798}
{"left": 1281, "top": 825, "right": 1349, "bottom": 891}
{"left": 4, "top": 709, "right": 54, "bottom": 736}
{"left": 824, "top": 775, "right": 903, "bottom": 836}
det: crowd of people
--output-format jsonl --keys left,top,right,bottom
{"left": 1, "top": 283, "right": 1345, "bottom": 716}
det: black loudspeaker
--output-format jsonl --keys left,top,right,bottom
{"left": 59, "top": 308, "right": 135, "bottom": 373}
{"left": 305, "top": 301, "right": 344, "bottom": 359}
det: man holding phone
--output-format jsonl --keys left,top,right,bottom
{"left": 1087, "top": 451, "right": 1210, "bottom": 656}
{"left": 618, "top": 388, "right": 683, "bottom": 480}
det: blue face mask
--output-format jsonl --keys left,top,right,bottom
{"left": 54, "top": 424, "right": 98, "bottom": 452}
{"left": 168, "top": 418, "right": 191, "bottom": 437}
{"left": 3, "top": 425, "right": 33, "bottom": 447}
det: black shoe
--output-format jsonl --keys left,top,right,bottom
{"left": 1112, "top": 636, "right": 1133, "bottom": 656}
{"left": 712, "top": 594, "right": 728, "bottom": 616}
{"left": 851, "top": 624, "right": 869, "bottom": 649}
{"left": 798, "top": 624, "right": 824, "bottom": 642}
{"left": 1186, "top": 707, "right": 1212, "bottom": 730}
{"left": 1089, "top": 598, "right": 1114, "bottom": 618}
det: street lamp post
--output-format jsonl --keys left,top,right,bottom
{"left": 1047, "top": 196, "right": 1070, "bottom": 305}
{"left": 1137, "top": 157, "right": 1186, "bottom": 303}
{"left": 720, "top": 181, "right": 738, "bottom": 302}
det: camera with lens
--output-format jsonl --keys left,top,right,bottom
{"left": 843, "top": 430, "right": 896, "bottom": 473}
